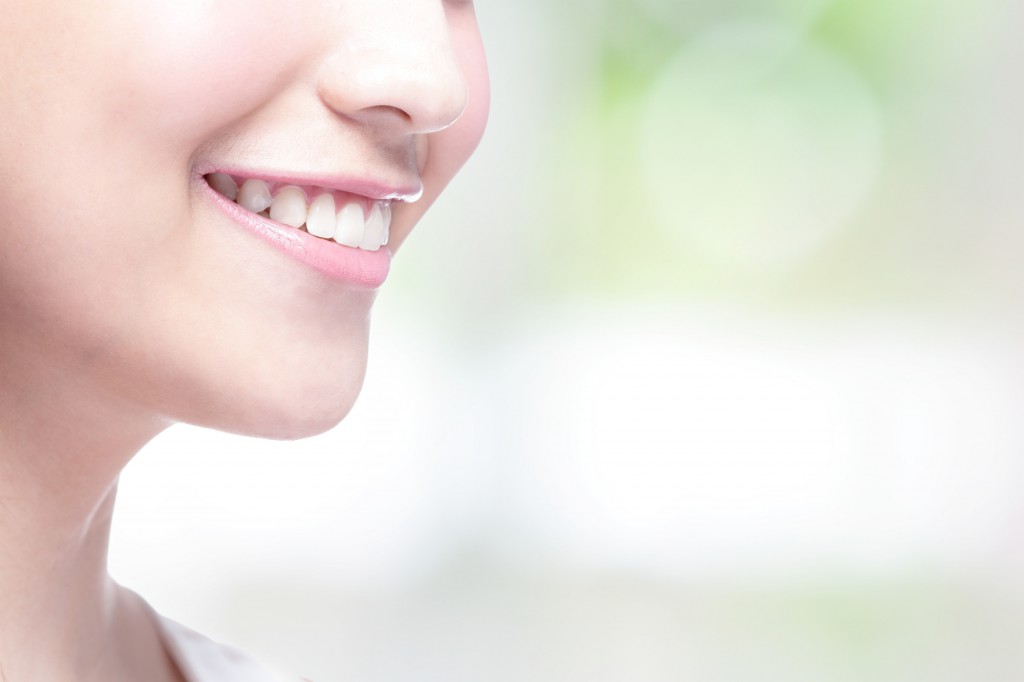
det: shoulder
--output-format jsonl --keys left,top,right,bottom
{"left": 149, "top": 605, "right": 304, "bottom": 682}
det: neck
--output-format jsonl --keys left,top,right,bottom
{"left": 0, "top": 352, "right": 175, "bottom": 681}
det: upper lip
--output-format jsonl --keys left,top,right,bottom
{"left": 194, "top": 165, "right": 423, "bottom": 203}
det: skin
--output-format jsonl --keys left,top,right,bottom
{"left": 0, "top": 0, "right": 489, "bottom": 679}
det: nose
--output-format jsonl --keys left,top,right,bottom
{"left": 316, "top": 0, "right": 468, "bottom": 135}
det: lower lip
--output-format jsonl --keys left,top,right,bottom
{"left": 199, "top": 176, "right": 391, "bottom": 288}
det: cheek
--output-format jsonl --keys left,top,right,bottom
{"left": 0, "top": 0, "right": 308, "bottom": 343}
{"left": 442, "top": 15, "right": 491, "bottom": 172}
{"left": 398, "top": 19, "right": 490, "bottom": 241}
{"left": 447, "top": 33, "right": 492, "bottom": 170}
{"left": 102, "top": 0, "right": 311, "bottom": 147}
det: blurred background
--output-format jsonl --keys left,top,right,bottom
{"left": 110, "top": 0, "right": 1024, "bottom": 680}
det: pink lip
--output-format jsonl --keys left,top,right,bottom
{"left": 197, "top": 174, "right": 393, "bottom": 288}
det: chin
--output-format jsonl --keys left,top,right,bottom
{"left": 239, "top": 397, "right": 361, "bottom": 441}
{"left": 153, "top": 346, "right": 371, "bottom": 441}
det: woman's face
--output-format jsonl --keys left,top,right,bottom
{"left": 0, "top": 0, "right": 488, "bottom": 437}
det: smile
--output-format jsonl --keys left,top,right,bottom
{"left": 199, "top": 169, "right": 421, "bottom": 288}
{"left": 205, "top": 173, "right": 392, "bottom": 252}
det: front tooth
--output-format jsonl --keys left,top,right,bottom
{"left": 207, "top": 173, "right": 239, "bottom": 200}
{"left": 359, "top": 203, "right": 385, "bottom": 251}
{"left": 380, "top": 202, "right": 391, "bottom": 246}
{"left": 305, "top": 193, "right": 336, "bottom": 239}
{"left": 270, "top": 185, "right": 307, "bottom": 228}
{"left": 334, "top": 202, "right": 365, "bottom": 247}
{"left": 237, "top": 178, "right": 272, "bottom": 213}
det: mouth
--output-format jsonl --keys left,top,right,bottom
{"left": 205, "top": 172, "right": 404, "bottom": 252}
{"left": 199, "top": 171, "right": 420, "bottom": 288}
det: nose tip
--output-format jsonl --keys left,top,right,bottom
{"left": 319, "top": 55, "right": 468, "bottom": 134}
{"left": 317, "top": 4, "right": 469, "bottom": 134}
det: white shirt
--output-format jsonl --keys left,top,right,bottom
{"left": 148, "top": 605, "right": 299, "bottom": 682}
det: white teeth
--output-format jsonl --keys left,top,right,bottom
{"left": 334, "top": 202, "right": 365, "bottom": 248}
{"left": 208, "top": 173, "right": 238, "bottom": 201}
{"left": 359, "top": 203, "right": 386, "bottom": 252}
{"left": 222, "top": 174, "right": 392, "bottom": 252}
{"left": 237, "top": 179, "right": 272, "bottom": 214}
{"left": 269, "top": 185, "right": 307, "bottom": 229}
{"left": 306, "top": 194, "right": 337, "bottom": 239}
{"left": 381, "top": 203, "right": 392, "bottom": 246}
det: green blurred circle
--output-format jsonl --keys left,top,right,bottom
{"left": 640, "top": 22, "right": 883, "bottom": 273}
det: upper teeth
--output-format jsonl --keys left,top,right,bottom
{"left": 206, "top": 173, "right": 390, "bottom": 252}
